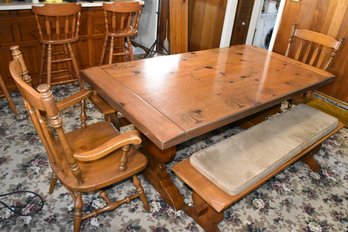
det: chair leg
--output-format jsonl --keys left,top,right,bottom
{"left": 73, "top": 192, "right": 83, "bottom": 232}
{"left": 0, "top": 75, "right": 17, "bottom": 114}
{"left": 133, "top": 175, "right": 149, "bottom": 211}
{"left": 47, "top": 44, "right": 52, "bottom": 86}
{"left": 39, "top": 44, "right": 46, "bottom": 85}
{"left": 63, "top": 44, "right": 74, "bottom": 81}
{"left": 67, "top": 43, "right": 82, "bottom": 87}
{"left": 108, "top": 37, "right": 115, "bottom": 65}
{"left": 48, "top": 172, "right": 58, "bottom": 194}
{"left": 100, "top": 36, "right": 108, "bottom": 65}
{"left": 127, "top": 37, "right": 134, "bottom": 61}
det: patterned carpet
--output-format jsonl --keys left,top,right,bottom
{"left": 0, "top": 84, "right": 347, "bottom": 232}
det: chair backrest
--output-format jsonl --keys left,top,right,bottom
{"left": 285, "top": 24, "right": 344, "bottom": 70}
{"left": 9, "top": 54, "right": 84, "bottom": 184}
{"left": 10, "top": 45, "right": 32, "bottom": 86}
{"left": 102, "top": 1, "right": 143, "bottom": 36}
{"left": 32, "top": 3, "right": 81, "bottom": 41}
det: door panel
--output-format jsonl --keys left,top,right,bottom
{"left": 230, "top": 0, "right": 255, "bottom": 45}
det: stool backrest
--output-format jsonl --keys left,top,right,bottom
{"left": 32, "top": 3, "right": 81, "bottom": 41}
{"left": 285, "top": 24, "right": 344, "bottom": 70}
{"left": 102, "top": 1, "right": 143, "bottom": 36}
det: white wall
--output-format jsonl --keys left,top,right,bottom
{"left": 219, "top": 0, "right": 239, "bottom": 47}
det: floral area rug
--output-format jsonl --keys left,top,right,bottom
{"left": 0, "top": 84, "right": 347, "bottom": 232}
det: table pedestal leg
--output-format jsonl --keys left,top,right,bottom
{"left": 141, "top": 137, "right": 184, "bottom": 210}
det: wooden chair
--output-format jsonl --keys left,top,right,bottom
{"left": 9, "top": 46, "right": 149, "bottom": 232}
{"left": 0, "top": 74, "right": 17, "bottom": 114}
{"left": 100, "top": 1, "right": 143, "bottom": 65}
{"left": 32, "top": 3, "right": 81, "bottom": 86}
{"left": 285, "top": 24, "right": 344, "bottom": 70}
{"left": 282, "top": 24, "right": 344, "bottom": 109}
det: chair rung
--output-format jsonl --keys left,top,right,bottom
{"left": 43, "top": 68, "right": 71, "bottom": 75}
{"left": 52, "top": 58, "right": 72, "bottom": 63}
{"left": 113, "top": 52, "right": 126, "bottom": 56}
{"left": 52, "top": 52, "right": 66, "bottom": 56}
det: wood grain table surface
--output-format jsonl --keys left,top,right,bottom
{"left": 81, "top": 45, "right": 334, "bottom": 149}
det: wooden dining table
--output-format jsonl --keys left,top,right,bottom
{"left": 80, "top": 45, "right": 334, "bottom": 210}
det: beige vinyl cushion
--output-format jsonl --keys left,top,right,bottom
{"left": 190, "top": 104, "right": 338, "bottom": 196}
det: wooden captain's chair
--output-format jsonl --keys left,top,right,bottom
{"left": 9, "top": 46, "right": 149, "bottom": 232}
{"left": 100, "top": 1, "right": 143, "bottom": 64}
{"left": 285, "top": 24, "right": 344, "bottom": 70}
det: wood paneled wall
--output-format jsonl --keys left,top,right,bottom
{"left": 188, "top": 0, "right": 227, "bottom": 51}
{"left": 273, "top": 0, "right": 348, "bottom": 102}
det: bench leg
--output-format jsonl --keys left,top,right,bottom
{"left": 183, "top": 191, "right": 223, "bottom": 232}
{"left": 301, "top": 145, "right": 321, "bottom": 172}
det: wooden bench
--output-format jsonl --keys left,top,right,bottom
{"left": 172, "top": 104, "right": 344, "bottom": 232}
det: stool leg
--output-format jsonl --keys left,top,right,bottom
{"left": 39, "top": 44, "right": 46, "bottom": 85}
{"left": 67, "top": 43, "right": 82, "bottom": 87}
{"left": 47, "top": 44, "right": 52, "bottom": 86}
{"left": 0, "top": 75, "right": 17, "bottom": 114}
{"left": 127, "top": 37, "right": 134, "bottom": 61}
{"left": 63, "top": 44, "right": 74, "bottom": 81}
{"left": 109, "top": 37, "right": 115, "bottom": 65}
{"left": 100, "top": 36, "right": 108, "bottom": 65}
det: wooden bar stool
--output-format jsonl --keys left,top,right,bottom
{"left": 32, "top": 5, "right": 121, "bottom": 128}
{"left": 100, "top": 1, "right": 143, "bottom": 65}
{"left": 32, "top": 3, "right": 81, "bottom": 86}
{"left": 0, "top": 74, "right": 17, "bottom": 114}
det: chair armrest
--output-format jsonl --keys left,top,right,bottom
{"left": 56, "top": 89, "right": 93, "bottom": 111}
{"left": 73, "top": 130, "right": 142, "bottom": 161}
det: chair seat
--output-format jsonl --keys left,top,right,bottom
{"left": 106, "top": 29, "right": 138, "bottom": 38}
{"left": 54, "top": 121, "right": 147, "bottom": 192}
{"left": 190, "top": 104, "right": 338, "bottom": 196}
{"left": 38, "top": 35, "right": 79, "bottom": 45}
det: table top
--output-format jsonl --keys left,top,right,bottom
{"left": 81, "top": 45, "right": 334, "bottom": 150}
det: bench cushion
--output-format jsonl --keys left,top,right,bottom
{"left": 190, "top": 104, "right": 338, "bottom": 196}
